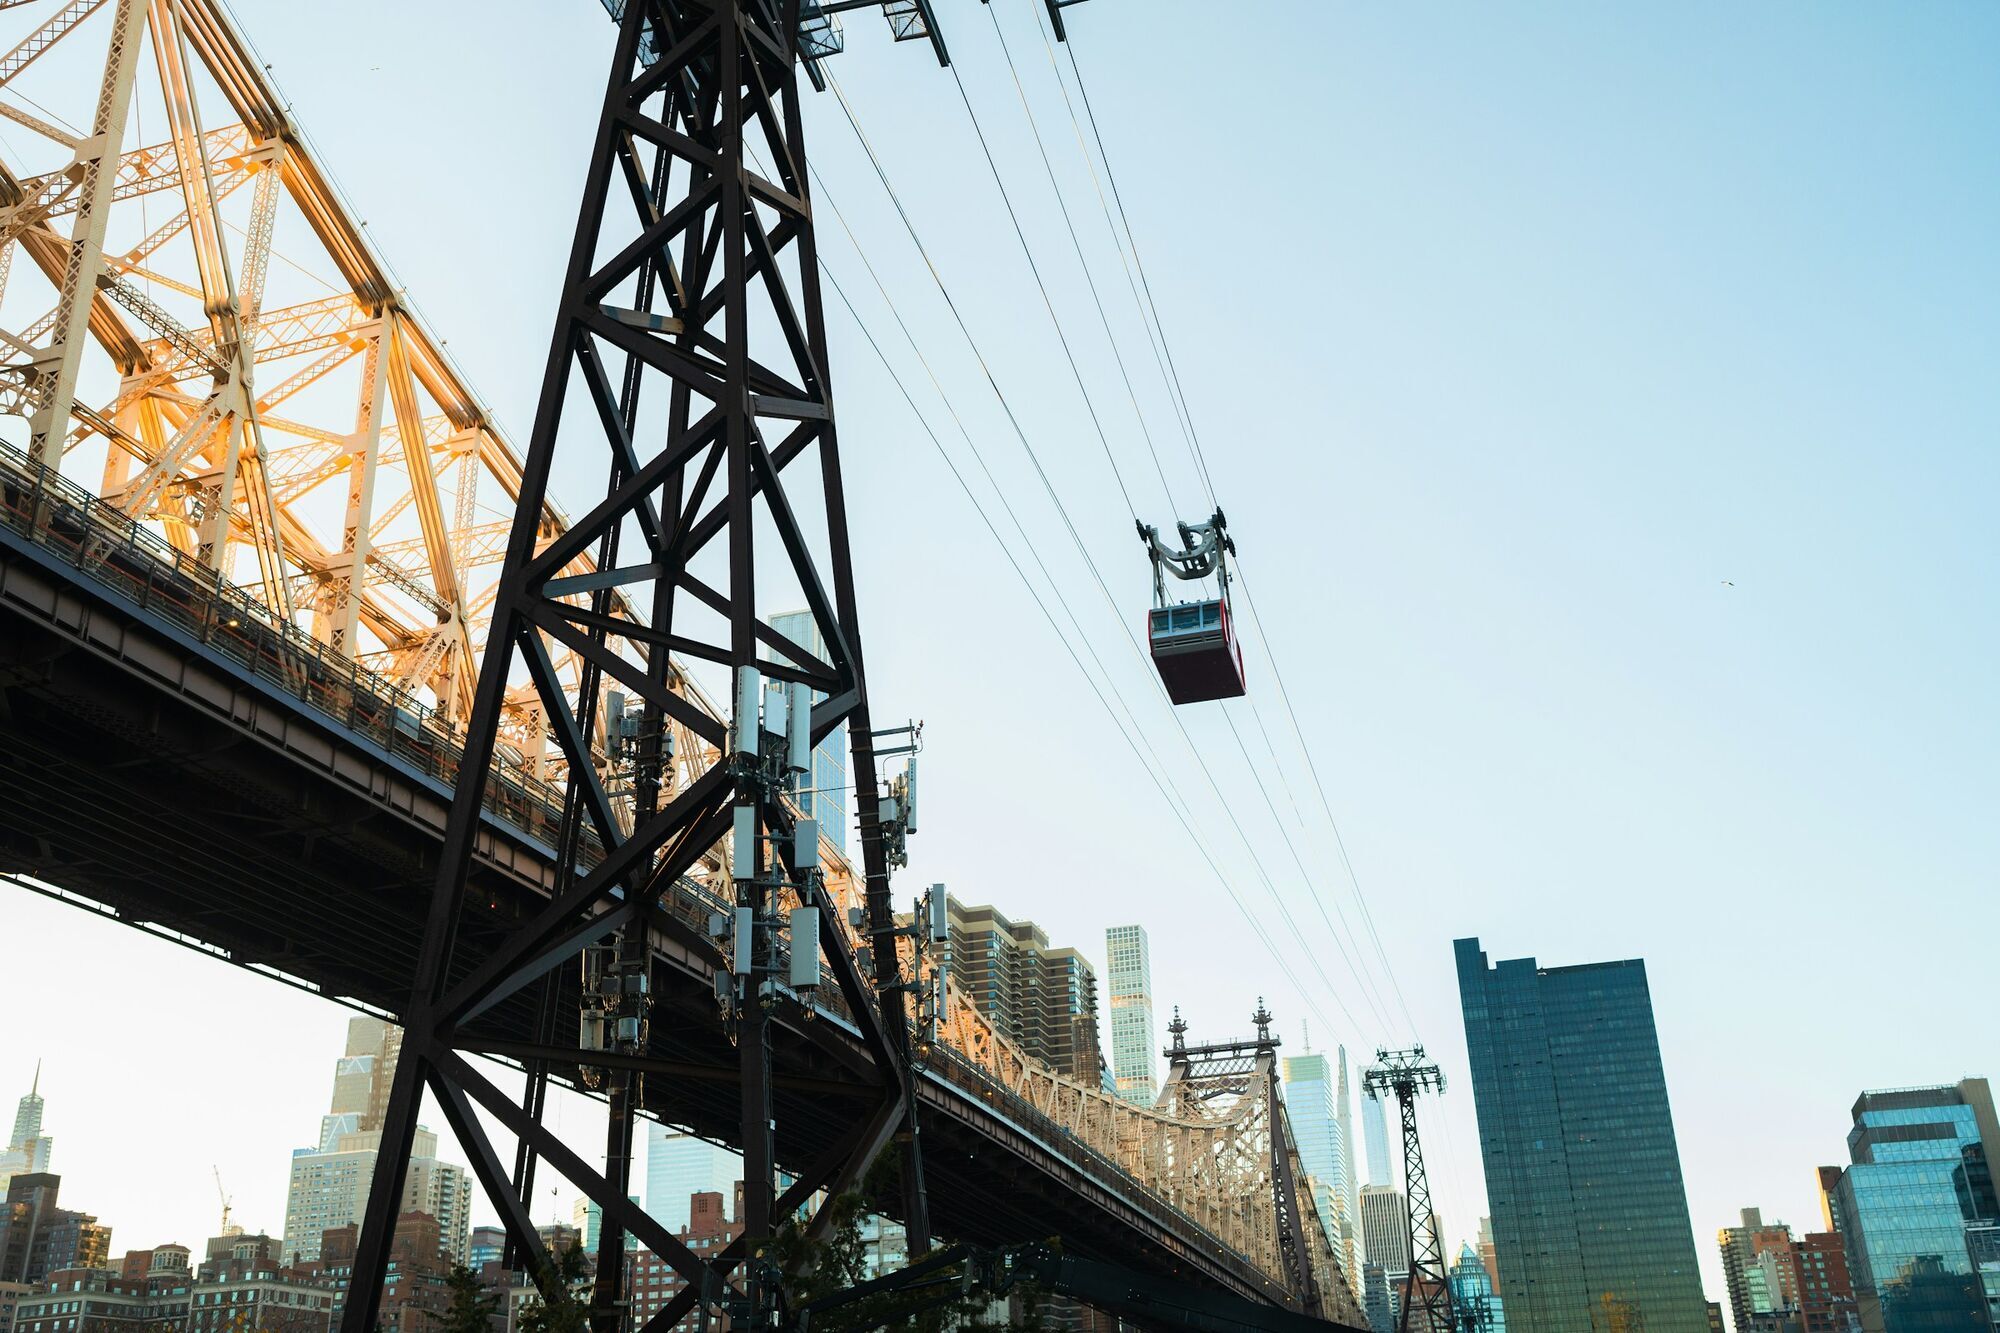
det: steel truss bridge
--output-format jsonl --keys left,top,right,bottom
{"left": 0, "top": 1, "right": 1366, "bottom": 1329}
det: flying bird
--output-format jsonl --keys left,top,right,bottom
{"left": 1721, "top": 580, "right": 1735, "bottom": 587}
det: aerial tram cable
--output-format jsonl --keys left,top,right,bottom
{"left": 825, "top": 55, "right": 1393, "bottom": 1030}
{"left": 825, "top": 74, "right": 1390, "bottom": 1037}
{"left": 978, "top": 0, "right": 1178, "bottom": 518}
{"left": 1022, "top": 0, "right": 1209, "bottom": 514}
{"left": 986, "top": 5, "right": 1406, "bottom": 1022}
{"left": 1138, "top": 513, "right": 1396, "bottom": 1027}
{"left": 1231, "top": 565, "right": 1417, "bottom": 1029}
{"left": 1050, "top": 17, "right": 1421, "bottom": 1032}
{"left": 937, "top": 61, "right": 1143, "bottom": 524}
{"left": 981, "top": 1, "right": 1407, "bottom": 1026}
{"left": 816, "top": 264, "right": 1341, "bottom": 1034}
{"left": 1045, "top": 13, "right": 1218, "bottom": 508}
{"left": 1135, "top": 509, "right": 1394, "bottom": 1027}
{"left": 786, "top": 143, "right": 1196, "bottom": 839}
{"left": 770, "top": 137, "right": 1342, "bottom": 1025}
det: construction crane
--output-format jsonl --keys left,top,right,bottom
{"left": 212, "top": 1166, "right": 234, "bottom": 1236}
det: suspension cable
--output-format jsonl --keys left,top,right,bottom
{"left": 818, "top": 261, "right": 1335, "bottom": 1032}
{"left": 823, "top": 76, "right": 1380, "bottom": 1035}
{"left": 1051, "top": 19, "right": 1418, "bottom": 1033}
{"left": 769, "top": 132, "right": 1346, "bottom": 1025}
{"left": 978, "top": 0, "right": 1176, "bottom": 517}
{"left": 974, "top": 9, "right": 1399, "bottom": 1031}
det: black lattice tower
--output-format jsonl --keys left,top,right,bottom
{"left": 1364, "top": 1047, "right": 1459, "bottom": 1333}
{"left": 333, "top": 2, "right": 956, "bottom": 1330}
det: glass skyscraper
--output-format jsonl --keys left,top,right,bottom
{"left": 1451, "top": 1241, "right": 1506, "bottom": 1333}
{"left": 645, "top": 1123, "right": 740, "bottom": 1233}
{"left": 1284, "top": 1046, "right": 1358, "bottom": 1285}
{"left": 1104, "top": 924, "right": 1157, "bottom": 1104}
{"left": 1830, "top": 1080, "right": 1997, "bottom": 1333}
{"left": 1455, "top": 937, "right": 1708, "bottom": 1333}
{"left": 768, "top": 609, "right": 847, "bottom": 857}
{"left": 1362, "top": 1078, "right": 1394, "bottom": 1187}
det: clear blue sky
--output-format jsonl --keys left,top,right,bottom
{"left": 3, "top": 0, "right": 1996, "bottom": 1313}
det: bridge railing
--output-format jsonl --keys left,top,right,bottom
{"left": 0, "top": 440, "right": 581, "bottom": 854}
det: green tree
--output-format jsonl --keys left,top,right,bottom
{"left": 773, "top": 1187, "right": 1046, "bottom": 1333}
{"left": 515, "top": 1239, "right": 592, "bottom": 1333}
{"left": 435, "top": 1264, "right": 503, "bottom": 1333}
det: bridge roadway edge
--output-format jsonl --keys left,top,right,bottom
{"left": 0, "top": 515, "right": 1298, "bottom": 1313}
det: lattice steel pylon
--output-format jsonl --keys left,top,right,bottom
{"left": 1364, "top": 1047, "right": 1459, "bottom": 1333}
{"left": 336, "top": 2, "right": 963, "bottom": 1330}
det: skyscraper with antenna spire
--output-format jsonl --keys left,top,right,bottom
{"left": 1, "top": 1061, "right": 53, "bottom": 1191}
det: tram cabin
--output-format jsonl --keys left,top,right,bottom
{"left": 1148, "top": 596, "right": 1247, "bottom": 704}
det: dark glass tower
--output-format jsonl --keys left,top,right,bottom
{"left": 1455, "top": 938, "right": 1709, "bottom": 1333}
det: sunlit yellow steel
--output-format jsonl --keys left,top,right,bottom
{"left": 0, "top": 0, "right": 636, "bottom": 766}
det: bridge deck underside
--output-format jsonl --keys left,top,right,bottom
{"left": 0, "top": 515, "right": 1287, "bottom": 1309}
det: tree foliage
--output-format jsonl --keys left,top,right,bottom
{"left": 514, "top": 1239, "right": 593, "bottom": 1333}
{"left": 435, "top": 1264, "right": 504, "bottom": 1333}
{"left": 772, "top": 1179, "right": 1045, "bottom": 1332}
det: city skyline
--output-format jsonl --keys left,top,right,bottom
{"left": 3, "top": 930, "right": 1996, "bottom": 1329}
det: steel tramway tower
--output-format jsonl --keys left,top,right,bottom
{"left": 336, "top": 2, "right": 1093, "bottom": 1332}
{"left": 1364, "top": 1047, "right": 1460, "bottom": 1333}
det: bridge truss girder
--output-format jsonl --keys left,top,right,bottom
{"left": 0, "top": 0, "right": 650, "bottom": 770}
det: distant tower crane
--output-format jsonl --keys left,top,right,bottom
{"left": 212, "top": 1166, "right": 236, "bottom": 1236}
{"left": 1364, "top": 1047, "right": 1459, "bottom": 1333}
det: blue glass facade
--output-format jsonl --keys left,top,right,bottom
{"left": 1455, "top": 938, "right": 1708, "bottom": 1333}
{"left": 1284, "top": 1050, "right": 1358, "bottom": 1283}
{"left": 1451, "top": 1241, "right": 1507, "bottom": 1333}
{"left": 1832, "top": 1083, "right": 1998, "bottom": 1333}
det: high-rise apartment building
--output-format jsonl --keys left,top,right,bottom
{"left": 1789, "top": 1229, "right": 1858, "bottom": 1333}
{"left": 944, "top": 897, "right": 1102, "bottom": 1081}
{"left": 1284, "top": 1046, "right": 1358, "bottom": 1287}
{"left": 1829, "top": 1080, "right": 1998, "bottom": 1333}
{"left": 1104, "top": 924, "right": 1157, "bottom": 1105}
{"left": 768, "top": 609, "right": 847, "bottom": 857}
{"left": 1477, "top": 1216, "right": 1500, "bottom": 1294}
{"left": 282, "top": 1018, "right": 469, "bottom": 1265}
{"left": 0, "top": 1067, "right": 51, "bottom": 1194}
{"left": 1719, "top": 1208, "right": 1799, "bottom": 1333}
{"left": 0, "top": 1174, "right": 109, "bottom": 1284}
{"left": 645, "top": 1124, "right": 740, "bottom": 1234}
{"left": 1455, "top": 937, "right": 1708, "bottom": 1333}
{"left": 625, "top": 1191, "right": 746, "bottom": 1333}
{"left": 1360, "top": 1184, "right": 1411, "bottom": 1285}
{"left": 1361, "top": 1263, "right": 1392, "bottom": 1333}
